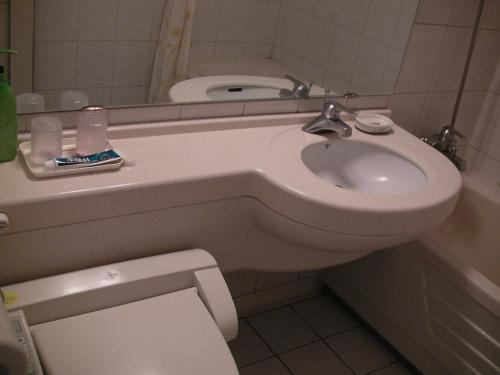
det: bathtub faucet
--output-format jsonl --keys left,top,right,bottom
{"left": 421, "top": 126, "right": 466, "bottom": 171}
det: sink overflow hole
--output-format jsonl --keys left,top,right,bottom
{"left": 335, "top": 184, "right": 344, "bottom": 188}
{"left": 228, "top": 87, "right": 243, "bottom": 92}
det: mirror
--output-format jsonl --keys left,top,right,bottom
{"left": 11, "top": 0, "right": 419, "bottom": 113}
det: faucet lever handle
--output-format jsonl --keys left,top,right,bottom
{"left": 284, "top": 74, "right": 303, "bottom": 90}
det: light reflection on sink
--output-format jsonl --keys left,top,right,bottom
{"left": 302, "top": 141, "right": 427, "bottom": 195}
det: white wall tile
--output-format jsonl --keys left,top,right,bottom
{"left": 214, "top": 43, "right": 244, "bottom": 60}
{"left": 301, "top": 61, "right": 325, "bottom": 87}
{"left": 429, "top": 27, "right": 472, "bottom": 92}
{"left": 449, "top": 0, "right": 480, "bottom": 27}
{"left": 337, "top": 0, "right": 371, "bottom": 34}
{"left": 469, "top": 91, "right": 500, "bottom": 161}
{"left": 465, "top": 29, "right": 500, "bottom": 91}
{"left": 312, "top": 0, "right": 342, "bottom": 23}
{"left": 113, "top": 41, "right": 150, "bottom": 87}
{"left": 454, "top": 91, "right": 488, "bottom": 139}
{"left": 217, "top": 0, "right": 251, "bottom": 42}
{"left": 36, "top": 42, "right": 77, "bottom": 90}
{"left": 481, "top": 0, "right": 500, "bottom": 30}
{"left": 395, "top": 24, "right": 445, "bottom": 93}
{"left": 111, "top": 86, "right": 147, "bottom": 105}
{"left": 243, "top": 43, "right": 273, "bottom": 59}
{"left": 77, "top": 42, "right": 114, "bottom": 88}
{"left": 305, "top": 20, "right": 335, "bottom": 69}
{"left": 246, "top": 1, "right": 280, "bottom": 42}
{"left": 116, "top": 0, "right": 155, "bottom": 41}
{"left": 36, "top": 0, "right": 78, "bottom": 41}
{"left": 79, "top": 0, "right": 118, "bottom": 41}
{"left": 415, "top": 0, "right": 453, "bottom": 25}
{"left": 388, "top": 93, "right": 426, "bottom": 133}
{"left": 364, "top": 0, "right": 402, "bottom": 47}
{"left": 189, "top": 42, "right": 215, "bottom": 63}
{"left": 327, "top": 27, "right": 361, "bottom": 81}
{"left": 415, "top": 91, "right": 458, "bottom": 137}
{"left": 192, "top": 0, "right": 221, "bottom": 42}
{"left": 351, "top": 38, "right": 390, "bottom": 93}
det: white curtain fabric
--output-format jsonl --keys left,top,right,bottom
{"left": 148, "top": 0, "right": 196, "bottom": 103}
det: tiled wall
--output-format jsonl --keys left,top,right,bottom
{"left": 387, "top": 0, "right": 482, "bottom": 138}
{"left": 191, "top": 0, "right": 281, "bottom": 63}
{"left": 33, "top": 0, "right": 165, "bottom": 109}
{"left": 462, "top": 0, "right": 500, "bottom": 188}
{"left": 0, "top": 0, "right": 9, "bottom": 70}
{"left": 272, "top": 0, "right": 418, "bottom": 96}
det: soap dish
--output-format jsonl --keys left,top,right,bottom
{"left": 355, "top": 113, "right": 394, "bottom": 134}
{"left": 19, "top": 138, "right": 124, "bottom": 178}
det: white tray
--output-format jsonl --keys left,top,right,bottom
{"left": 19, "top": 138, "right": 124, "bottom": 178}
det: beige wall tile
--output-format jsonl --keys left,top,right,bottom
{"left": 395, "top": 24, "right": 445, "bottom": 93}
{"left": 480, "top": 0, "right": 500, "bottom": 30}
{"left": 388, "top": 93, "right": 426, "bottom": 133}
{"left": 415, "top": 91, "right": 458, "bottom": 137}
{"left": 465, "top": 29, "right": 500, "bottom": 91}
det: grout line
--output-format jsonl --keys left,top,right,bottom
{"left": 321, "top": 337, "right": 358, "bottom": 374}
{"left": 365, "top": 360, "right": 401, "bottom": 375}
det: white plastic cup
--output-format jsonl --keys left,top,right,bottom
{"left": 76, "top": 105, "right": 108, "bottom": 156}
{"left": 16, "top": 93, "right": 46, "bottom": 113}
{"left": 30, "top": 116, "right": 63, "bottom": 166}
{"left": 60, "top": 91, "right": 89, "bottom": 111}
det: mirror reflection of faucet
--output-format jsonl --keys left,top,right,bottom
{"left": 279, "top": 74, "right": 313, "bottom": 99}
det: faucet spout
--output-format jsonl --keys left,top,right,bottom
{"left": 302, "top": 99, "right": 353, "bottom": 137}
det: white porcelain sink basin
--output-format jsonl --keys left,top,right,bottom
{"left": 302, "top": 141, "right": 427, "bottom": 195}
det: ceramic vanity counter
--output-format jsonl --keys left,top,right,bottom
{"left": 0, "top": 113, "right": 461, "bottom": 241}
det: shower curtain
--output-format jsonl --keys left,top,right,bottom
{"left": 148, "top": 0, "right": 197, "bottom": 103}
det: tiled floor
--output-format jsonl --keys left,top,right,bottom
{"left": 229, "top": 292, "right": 418, "bottom": 375}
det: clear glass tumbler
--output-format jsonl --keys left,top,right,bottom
{"left": 76, "top": 105, "right": 108, "bottom": 156}
{"left": 30, "top": 116, "right": 63, "bottom": 166}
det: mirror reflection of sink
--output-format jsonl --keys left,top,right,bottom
{"left": 302, "top": 141, "right": 427, "bottom": 195}
{"left": 169, "top": 75, "right": 325, "bottom": 102}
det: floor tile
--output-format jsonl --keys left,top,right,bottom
{"left": 247, "top": 306, "right": 319, "bottom": 353}
{"left": 239, "top": 357, "right": 291, "bottom": 375}
{"left": 371, "top": 362, "right": 416, "bottom": 375}
{"left": 280, "top": 341, "right": 353, "bottom": 375}
{"left": 326, "top": 327, "right": 396, "bottom": 374}
{"left": 292, "top": 294, "right": 360, "bottom": 337}
{"left": 228, "top": 320, "right": 273, "bottom": 368}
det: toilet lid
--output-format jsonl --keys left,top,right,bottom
{"left": 30, "top": 288, "right": 238, "bottom": 375}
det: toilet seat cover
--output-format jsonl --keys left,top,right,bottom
{"left": 30, "top": 288, "right": 238, "bottom": 375}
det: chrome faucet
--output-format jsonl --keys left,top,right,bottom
{"left": 421, "top": 126, "right": 466, "bottom": 171}
{"left": 279, "top": 74, "right": 313, "bottom": 99}
{"left": 302, "top": 99, "right": 353, "bottom": 137}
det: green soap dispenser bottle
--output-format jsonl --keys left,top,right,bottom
{"left": 0, "top": 48, "right": 18, "bottom": 162}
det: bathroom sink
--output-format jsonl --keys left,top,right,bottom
{"left": 302, "top": 141, "right": 427, "bottom": 195}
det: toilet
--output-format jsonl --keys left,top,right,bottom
{"left": 0, "top": 249, "right": 239, "bottom": 375}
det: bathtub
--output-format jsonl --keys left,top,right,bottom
{"left": 322, "top": 177, "right": 500, "bottom": 375}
